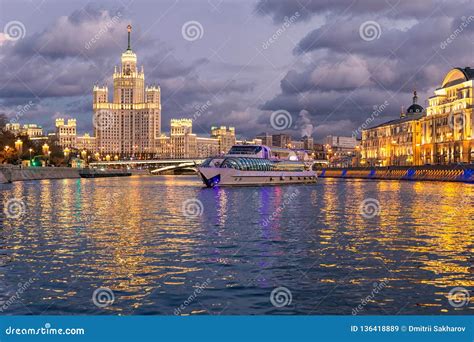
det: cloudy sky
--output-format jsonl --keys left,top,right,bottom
{"left": 0, "top": 0, "right": 473, "bottom": 141}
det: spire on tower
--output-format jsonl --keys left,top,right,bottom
{"left": 127, "top": 24, "right": 132, "bottom": 50}
{"left": 412, "top": 88, "right": 418, "bottom": 104}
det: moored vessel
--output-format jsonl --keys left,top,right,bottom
{"left": 198, "top": 145, "right": 317, "bottom": 187}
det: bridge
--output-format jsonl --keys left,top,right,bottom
{"left": 88, "top": 159, "right": 205, "bottom": 174}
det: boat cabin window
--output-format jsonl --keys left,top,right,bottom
{"left": 227, "top": 145, "right": 262, "bottom": 155}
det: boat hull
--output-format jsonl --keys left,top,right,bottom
{"left": 198, "top": 167, "right": 317, "bottom": 187}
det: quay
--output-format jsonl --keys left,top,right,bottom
{"left": 0, "top": 166, "right": 80, "bottom": 184}
{"left": 317, "top": 165, "right": 474, "bottom": 183}
{"left": 0, "top": 166, "right": 132, "bottom": 184}
{"left": 79, "top": 169, "right": 131, "bottom": 178}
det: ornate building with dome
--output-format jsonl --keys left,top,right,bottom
{"left": 420, "top": 67, "right": 473, "bottom": 164}
{"left": 362, "top": 67, "right": 474, "bottom": 166}
{"left": 361, "top": 91, "right": 424, "bottom": 166}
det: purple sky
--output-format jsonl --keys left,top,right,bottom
{"left": 0, "top": 0, "right": 473, "bottom": 141}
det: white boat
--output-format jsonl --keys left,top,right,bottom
{"left": 198, "top": 145, "right": 317, "bottom": 187}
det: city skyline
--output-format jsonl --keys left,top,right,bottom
{"left": 1, "top": 1, "right": 473, "bottom": 140}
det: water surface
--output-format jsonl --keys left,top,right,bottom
{"left": 0, "top": 176, "right": 472, "bottom": 315}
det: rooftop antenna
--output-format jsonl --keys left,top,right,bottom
{"left": 127, "top": 24, "right": 132, "bottom": 50}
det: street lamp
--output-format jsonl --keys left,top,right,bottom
{"left": 64, "top": 147, "right": 70, "bottom": 158}
{"left": 15, "top": 139, "right": 23, "bottom": 154}
{"left": 29, "top": 148, "right": 33, "bottom": 161}
{"left": 42, "top": 143, "right": 49, "bottom": 155}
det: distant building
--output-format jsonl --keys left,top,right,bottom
{"left": 196, "top": 137, "right": 220, "bottom": 158}
{"left": 23, "top": 124, "right": 43, "bottom": 138}
{"left": 169, "top": 119, "right": 197, "bottom": 158}
{"left": 302, "top": 136, "right": 314, "bottom": 150}
{"left": 289, "top": 140, "right": 304, "bottom": 149}
{"left": 256, "top": 132, "right": 272, "bottom": 146}
{"left": 4, "top": 123, "right": 43, "bottom": 138}
{"left": 211, "top": 126, "right": 236, "bottom": 154}
{"left": 77, "top": 133, "right": 97, "bottom": 152}
{"left": 272, "top": 133, "right": 292, "bottom": 148}
{"left": 324, "top": 135, "right": 357, "bottom": 150}
{"left": 4, "top": 123, "right": 21, "bottom": 134}
{"left": 93, "top": 25, "right": 161, "bottom": 157}
{"left": 362, "top": 91, "right": 424, "bottom": 166}
{"left": 56, "top": 118, "right": 77, "bottom": 148}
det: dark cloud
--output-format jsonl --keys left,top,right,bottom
{"left": 256, "top": 0, "right": 438, "bottom": 23}
{"left": 255, "top": 0, "right": 474, "bottom": 140}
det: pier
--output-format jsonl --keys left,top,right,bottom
{"left": 317, "top": 165, "right": 474, "bottom": 183}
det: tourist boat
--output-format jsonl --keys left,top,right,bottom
{"left": 198, "top": 145, "right": 317, "bottom": 187}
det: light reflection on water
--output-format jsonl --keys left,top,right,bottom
{"left": 0, "top": 175, "right": 472, "bottom": 315}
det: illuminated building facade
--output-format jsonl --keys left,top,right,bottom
{"left": 362, "top": 92, "right": 424, "bottom": 166}
{"left": 210, "top": 126, "right": 236, "bottom": 154}
{"left": 93, "top": 25, "right": 161, "bottom": 157}
{"left": 362, "top": 67, "right": 474, "bottom": 166}
{"left": 169, "top": 119, "right": 197, "bottom": 158}
{"left": 77, "top": 133, "right": 97, "bottom": 152}
{"left": 420, "top": 67, "right": 473, "bottom": 164}
{"left": 56, "top": 118, "right": 77, "bottom": 148}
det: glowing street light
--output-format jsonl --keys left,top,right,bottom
{"left": 15, "top": 139, "right": 23, "bottom": 154}
{"left": 42, "top": 143, "right": 49, "bottom": 155}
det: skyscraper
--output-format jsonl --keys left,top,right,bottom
{"left": 93, "top": 25, "right": 161, "bottom": 158}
